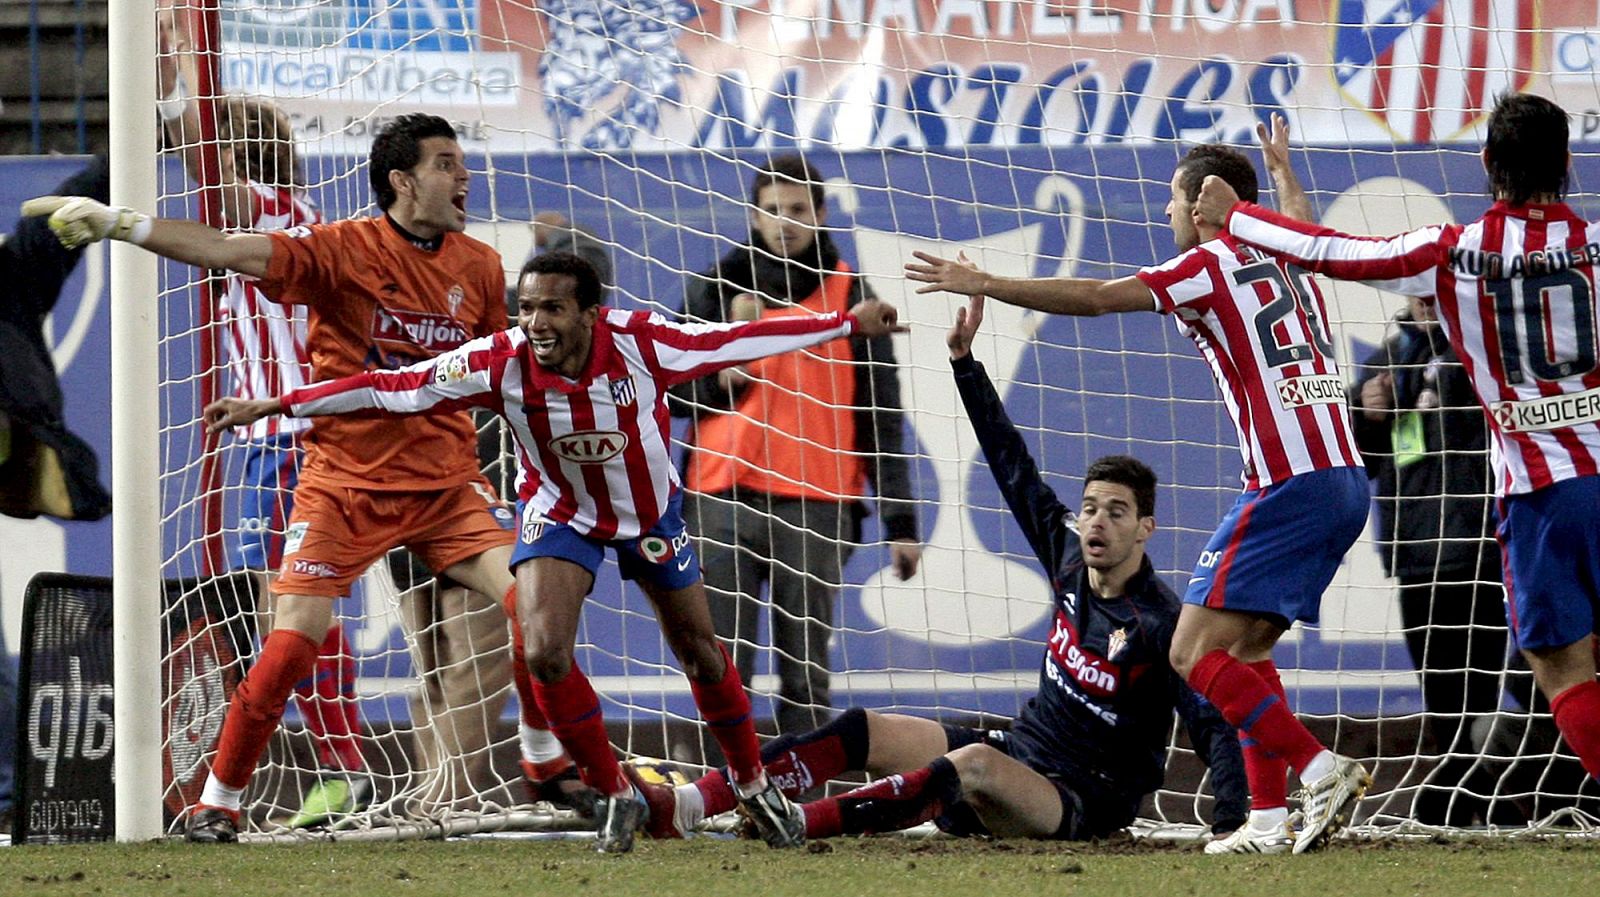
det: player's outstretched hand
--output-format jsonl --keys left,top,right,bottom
{"left": 21, "top": 195, "right": 149, "bottom": 250}
{"left": 850, "top": 299, "right": 909, "bottom": 337}
{"left": 905, "top": 250, "right": 990, "bottom": 297}
{"left": 1193, "top": 176, "right": 1241, "bottom": 229}
{"left": 1257, "top": 112, "right": 1292, "bottom": 173}
{"left": 947, "top": 294, "right": 985, "bottom": 359}
{"left": 204, "top": 396, "right": 284, "bottom": 433}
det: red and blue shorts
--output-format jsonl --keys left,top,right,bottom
{"left": 1497, "top": 475, "right": 1600, "bottom": 651}
{"left": 233, "top": 432, "right": 302, "bottom": 572}
{"left": 512, "top": 490, "right": 701, "bottom": 592}
{"left": 1182, "top": 466, "right": 1369, "bottom": 627}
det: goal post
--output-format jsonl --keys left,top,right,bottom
{"left": 108, "top": 0, "right": 164, "bottom": 844}
{"left": 105, "top": 0, "right": 1600, "bottom": 841}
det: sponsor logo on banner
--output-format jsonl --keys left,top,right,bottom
{"left": 1276, "top": 374, "right": 1347, "bottom": 409}
{"left": 372, "top": 308, "right": 471, "bottom": 352}
{"left": 1491, "top": 385, "right": 1600, "bottom": 434}
{"left": 549, "top": 429, "right": 628, "bottom": 464}
{"left": 1332, "top": 0, "right": 1537, "bottom": 141}
{"left": 610, "top": 376, "right": 637, "bottom": 408}
{"left": 164, "top": 616, "right": 240, "bottom": 820}
{"left": 220, "top": 0, "right": 519, "bottom": 106}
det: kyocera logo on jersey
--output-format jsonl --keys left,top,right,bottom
{"left": 1276, "top": 374, "right": 1346, "bottom": 409}
{"left": 371, "top": 307, "right": 470, "bottom": 351}
{"left": 549, "top": 429, "right": 628, "bottom": 464}
{"left": 1046, "top": 611, "right": 1118, "bottom": 695}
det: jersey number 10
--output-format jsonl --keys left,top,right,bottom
{"left": 1487, "top": 270, "right": 1599, "bottom": 384}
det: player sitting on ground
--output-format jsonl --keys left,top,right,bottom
{"left": 626, "top": 293, "right": 1247, "bottom": 844}
{"left": 907, "top": 117, "right": 1371, "bottom": 854}
{"left": 202, "top": 251, "right": 909, "bottom": 853}
{"left": 24, "top": 113, "right": 584, "bottom": 841}
{"left": 1193, "top": 92, "right": 1600, "bottom": 794}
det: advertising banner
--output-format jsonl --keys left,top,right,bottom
{"left": 214, "top": 0, "right": 1599, "bottom": 154}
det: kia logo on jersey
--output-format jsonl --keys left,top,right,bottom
{"left": 549, "top": 430, "right": 629, "bottom": 464}
{"left": 371, "top": 307, "right": 470, "bottom": 351}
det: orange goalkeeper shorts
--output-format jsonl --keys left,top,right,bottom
{"left": 272, "top": 473, "right": 516, "bottom": 598}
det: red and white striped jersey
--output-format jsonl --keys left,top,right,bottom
{"left": 281, "top": 306, "right": 859, "bottom": 540}
{"left": 1137, "top": 235, "right": 1363, "bottom": 489}
{"left": 1227, "top": 200, "right": 1600, "bottom": 496}
{"left": 223, "top": 182, "right": 318, "bottom": 440}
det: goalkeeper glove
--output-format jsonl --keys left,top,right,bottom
{"left": 20, "top": 195, "right": 151, "bottom": 249}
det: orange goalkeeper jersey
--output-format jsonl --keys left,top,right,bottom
{"left": 255, "top": 215, "right": 507, "bottom": 490}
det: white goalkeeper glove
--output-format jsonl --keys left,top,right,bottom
{"left": 20, "top": 195, "right": 151, "bottom": 250}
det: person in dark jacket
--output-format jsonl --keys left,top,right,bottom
{"left": 0, "top": 157, "right": 111, "bottom": 522}
{"left": 667, "top": 155, "right": 920, "bottom": 735}
{"left": 1351, "top": 296, "right": 1508, "bottom": 826}
{"left": 631, "top": 292, "right": 1246, "bottom": 842}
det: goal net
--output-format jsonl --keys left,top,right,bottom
{"left": 138, "top": 0, "right": 1600, "bottom": 840}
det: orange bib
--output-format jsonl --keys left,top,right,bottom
{"left": 687, "top": 264, "right": 863, "bottom": 501}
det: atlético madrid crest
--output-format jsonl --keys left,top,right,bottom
{"left": 1332, "top": 0, "right": 1538, "bottom": 143}
{"left": 610, "top": 375, "right": 637, "bottom": 407}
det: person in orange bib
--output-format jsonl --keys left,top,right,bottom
{"left": 668, "top": 155, "right": 921, "bottom": 738}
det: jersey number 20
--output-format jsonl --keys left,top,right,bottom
{"left": 1230, "top": 261, "right": 1335, "bottom": 369}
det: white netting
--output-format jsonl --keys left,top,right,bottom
{"left": 143, "top": 0, "right": 1600, "bottom": 839}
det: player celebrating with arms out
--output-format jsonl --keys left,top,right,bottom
{"left": 629, "top": 291, "right": 1247, "bottom": 845}
{"left": 203, "top": 252, "right": 909, "bottom": 853}
{"left": 24, "top": 113, "right": 583, "bottom": 841}
{"left": 907, "top": 116, "right": 1372, "bottom": 854}
{"left": 1193, "top": 92, "right": 1600, "bottom": 793}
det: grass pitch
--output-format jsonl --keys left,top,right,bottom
{"left": 0, "top": 835, "right": 1594, "bottom": 897}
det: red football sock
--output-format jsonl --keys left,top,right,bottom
{"left": 531, "top": 663, "right": 627, "bottom": 796}
{"left": 803, "top": 798, "right": 844, "bottom": 838}
{"left": 827, "top": 757, "right": 960, "bottom": 836}
{"left": 505, "top": 596, "right": 553, "bottom": 732}
{"left": 692, "top": 768, "right": 739, "bottom": 818}
{"left": 758, "top": 705, "right": 869, "bottom": 798}
{"left": 212, "top": 629, "right": 319, "bottom": 789}
{"left": 294, "top": 622, "right": 365, "bottom": 772}
{"left": 1189, "top": 649, "right": 1324, "bottom": 775}
{"left": 1242, "top": 659, "right": 1290, "bottom": 810}
{"left": 688, "top": 643, "right": 763, "bottom": 787}
{"left": 1551, "top": 679, "right": 1600, "bottom": 780}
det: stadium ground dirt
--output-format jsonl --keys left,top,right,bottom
{"left": 0, "top": 835, "right": 1591, "bottom": 897}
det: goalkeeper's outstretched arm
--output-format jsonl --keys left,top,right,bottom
{"left": 20, "top": 195, "right": 274, "bottom": 278}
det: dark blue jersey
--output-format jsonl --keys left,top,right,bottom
{"left": 952, "top": 354, "right": 1247, "bottom": 832}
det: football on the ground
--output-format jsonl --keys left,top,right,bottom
{"left": 626, "top": 756, "right": 691, "bottom": 787}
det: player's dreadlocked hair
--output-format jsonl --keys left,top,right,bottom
{"left": 1176, "top": 144, "right": 1259, "bottom": 205}
{"left": 369, "top": 113, "right": 458, "bottom": 210}
{"left": 218, "top": 95, "right": 300, "bottom": 188}
{"left": 521, "top": 251, "right": 604, "bottom": 309}
{"left": 1485, "top": 93, "right": 1569, "bottom": 205}
{"left": 1084, "top": 455, "right": 1158, "bottom": 519}
{"left": 750, "top": 154, "right": 827, "bottom": 215}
